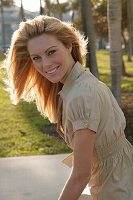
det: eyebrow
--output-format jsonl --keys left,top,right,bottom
{"left": 30, "top": 46, "right": 57, "bottom": 56}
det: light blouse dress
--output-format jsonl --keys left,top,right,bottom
{"left": 57, "top": 61, "right": 133, "bottom": 200}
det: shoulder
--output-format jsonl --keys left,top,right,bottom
{"left": 66, "top": 70, "right": 100, "bottom": 103}
{"left": 65, "top": 72, "right": 103, "bottom": 120}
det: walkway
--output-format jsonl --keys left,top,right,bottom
{"left": 0, "top": 154, "right": 71, "bottom": 200}
{"left": 0, "top": 154, "right": 91, "bottom": 200}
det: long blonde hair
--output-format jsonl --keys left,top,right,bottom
{"left": 6, "top": 15, "right": 88, "bottom": 123}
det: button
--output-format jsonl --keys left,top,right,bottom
{"left": 84, "top": 120, "right": 89, "bottom": 128}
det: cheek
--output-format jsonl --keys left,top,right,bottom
{"left": 33, "top": 63, "right": 42, "bottom": 72}
{"left": 54, "top": 52, "right": 65, "bottom": 62}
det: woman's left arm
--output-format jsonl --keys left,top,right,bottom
{"left": 58, "top": 128, "right": 95, "bottom": 200}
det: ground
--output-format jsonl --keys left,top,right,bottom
{"left": 122, "top": 91, "right": 133, "bottom": 145}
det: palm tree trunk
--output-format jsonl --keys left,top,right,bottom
{"left": 131, "top": 0, "right": 133, "bottom": 56}
{"left": 44, "top": 0, "right": 51, "bottom": 16}
{"left": 107, "top": 0, "right": 122, "bottom": 106}
{"left": 122, "top": 58, "right": 127, "bottom": 76}
{"left": 56, "top": 0, "right": 62, "bottom": 20}
{"left": 122, "top": 31, "right": 128, "bottom": 52}
{"left": 40, "top": 0, "right": 44, "bottom": 15}
{"left": 0, "top": 0, "right": 6, "bottom": 51}
{"left": 80, "top": 0, "right": 99, "bottom": 79}
{"left": 20, "top": 0, "right": 25, "bottom": 21}
{"left": 127, "top": 0, "right": 132, "bottom": 61}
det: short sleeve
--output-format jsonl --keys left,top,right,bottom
{"left": 67, "top": 86, "right": 101, "bottom": 133}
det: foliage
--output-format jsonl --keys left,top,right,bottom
{"left": 122, "top": 0, "right": 128, "bottom": 31}
{"left": 44, "top": 0, "right": 51, "bottom": 15}
{"left": 92, "top": 0, "right": 108, "bottom": 39}
{"left": 1, "top": 0, "right": 14, "bottom": 7}
{"left": 44, "top": 0, "right": 70, "bottom": 16}
{"left": 91, "top": 0, "right": 128, "bottom": 41}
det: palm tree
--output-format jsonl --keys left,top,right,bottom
{"left": 0, "top": 0, "right": 6, "bottom": 51}
{"left": 40, "top": 0, "right": 44, "bottom": 15}
{"left": 19, "top": 0, "right": 25, "bottom": 21}
{"left": 80, "top": 0, "right": 99, "bottom": 79}
{"left": 107, "top": 0, "right": 122, "bottom": 105}
{"left": 127, "top": 0, "right": 133, "bottom": 61}
{"left": 56, "top": 0, "right": 62, "bottom": 20}
{"left": 44, "top": 0, "right": 51, "bottom": 16}
{"left": 69, "top": 0, "right": 79, "bottom": 22}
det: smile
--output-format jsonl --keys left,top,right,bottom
{"left": 46, "top": 66, "right": 59, "bottom": 75}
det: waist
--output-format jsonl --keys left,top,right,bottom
{"left": 93, "top": 135, "right": 127, "bottom": 162}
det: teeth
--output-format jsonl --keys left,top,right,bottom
{"left": 47, "top": 67, "right": 58, "bottom": 74}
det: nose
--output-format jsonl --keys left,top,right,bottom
{"left": 42, "top": 57, "right": 52, "bottom": 71}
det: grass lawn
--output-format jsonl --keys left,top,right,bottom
{"left": 0, "top": 51, "right": 133, "bottom": 157}
{"left": 97, "top": 51, "right": 133, "bottom": 90}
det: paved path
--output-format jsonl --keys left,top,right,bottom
{"left": 0, "top": 154, "right": 72, "bottom": 200}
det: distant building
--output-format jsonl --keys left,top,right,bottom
{"left": 0, "top": 5, "right": 78, "bottom": 52}
{"left": 0, "top": 5, "right": 38, "bottom": 51}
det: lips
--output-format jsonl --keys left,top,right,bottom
{"left": 46, "top": 66, "right": 59, "bottom": 75}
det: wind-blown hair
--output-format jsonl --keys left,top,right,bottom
{"left": 6, "top": 15, "right": 88, "bottom": 122}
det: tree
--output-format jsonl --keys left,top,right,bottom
{"left": 44, "top": 0, "right": 52, "bottom": 16}
{"left": 2, "top": 0, "right": 14, "bottom": 7}
{"left": 127, "top": 0, "right": 133, "bottom": 61}
{"left": 40, "top": 0, "right": 44, "bottom": 15}
{"left": 69, "top": 0, "right": 80, "bottom": 22}
{"left": 107, "top": 0, "right": 122, "bottom": 105}
{"left": 80, "top": 0, "right": 99, "bottom": 79}
{"left": 92, "top": 0, "right": 108, "bottom": 41}
{"left": 0, "top": 0, "right": 6, "bottom": 51}
{"left": 122, "top": 0, "right": 128, "bottom": 50}
{"left": 56, "top": 0, "right": 62, "bottom": 20}
{"left": 19, "top": 0, "right": 25, "bottom": 21}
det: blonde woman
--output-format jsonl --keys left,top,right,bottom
{"left": 6, "top": 16, "right": 133, "bottom": 200}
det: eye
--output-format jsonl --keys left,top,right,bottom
{"left": 32, "top": 56, "right": 40, "bottom": 61}
{"left": 48, "top": 50, "right": 56, "bottom": 56}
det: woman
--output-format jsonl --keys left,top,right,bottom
{"left": 6, "top": 15, "right": 133, "bottom": 200}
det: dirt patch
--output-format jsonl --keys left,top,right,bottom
{"left": 122, "top": 91, "right": 133, "bottom": 145}
{"left": 41, "top": 124, "right": 62, "bottom": 140}
{"left": 41, "top": 91, "right": 133, "bottom": 145}
{"left": 122, "top": 90, "right": 133, "bottom": 109}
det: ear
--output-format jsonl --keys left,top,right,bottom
{"left": 66, "top": 43, "right": 72, "bottom": 53}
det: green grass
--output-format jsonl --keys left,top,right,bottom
{"left": 97, "top": 51, "right": 133, "bottom": 90}
{"left": 0, "top": 51, "right": 133, "bottom": 157}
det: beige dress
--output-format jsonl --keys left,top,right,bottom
{"left": 57, "top": 61, "right": 133, "bottom": 200}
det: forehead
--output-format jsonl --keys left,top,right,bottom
{"left": 27, "top": 33, "right": 62, "bottom": 53}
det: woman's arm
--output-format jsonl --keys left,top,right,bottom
{"left": 58, "top": 128, "right": 95, "bottom": 200}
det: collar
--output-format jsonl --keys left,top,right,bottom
{"left": 58, "top": 61, "right": 84, "bottom": 99}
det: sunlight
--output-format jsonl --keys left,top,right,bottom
{"left": 82, "top": 185, "right": 91, "bottom": 195}
{"left": 14, "top": 0, "right": 43, "bottom": 11}
{"left": 14, "top": 0, "right": 67, "bottom": 12}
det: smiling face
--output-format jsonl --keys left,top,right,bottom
{"left": 27, "top": 33, "right": 75, "bottom": 83}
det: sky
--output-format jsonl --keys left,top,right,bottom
{"left": 14, "top": 0, "right": 67, "bottom": 12}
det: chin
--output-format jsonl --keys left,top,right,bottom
{"left": 48, "top": 79, "right": 60, "bottom": 84}
{"left": 48, "top": 76, "right": 63, "bottom": 84}
{"left": 42, "top": 75, "right": 60, "bottom": 83}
